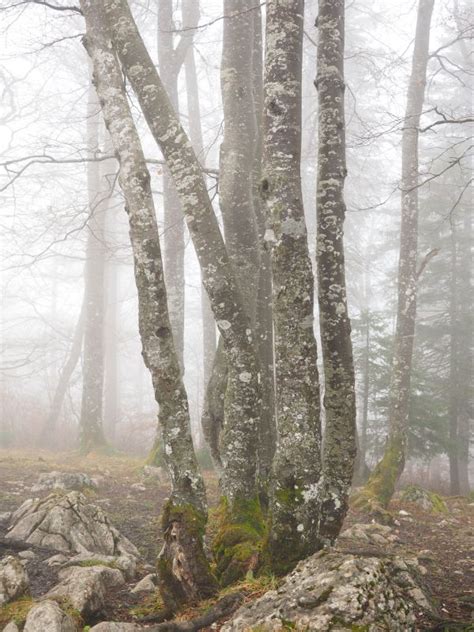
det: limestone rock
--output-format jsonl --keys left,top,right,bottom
{"left": 31, "top": 471, "right": 97, "bottom": 493}
{"left": 89, "top": 624, "right": 143, "bottom": 631}
{"left": 130, "top": 573, "right": 157, "bottom": 594}
{"left": 222, "top": 549, "right": 434, "bottom": 631}
{"left": 339, "top": 522, "right": 398, "bottom": 546}
{"left": 0, "top": 555, "right": 29, "bottom": 605}
{"left": 0, "top": 511, "right": 11, "bottom": 524}
{"left": 3, "top": 621, "right": 20, "bottom": 632}
{"left": 142, "top": 465, "right": 167, "bottom": 483}
{"left": 401, "top": 485, "right": 448, "bottom": 513}
{"left": 66, "top": 552, "right": 137, "bottom": 580}
{"left": 6, "top": 492, "right": 139, "bottom": 561}
{"left": 23, "top": 600, "right": 79, "bottom": 632}
{"left": 46, "top": 565, "right": 125, "bottom": 617}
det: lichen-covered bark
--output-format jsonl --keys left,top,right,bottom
{"left": 262, "top": 0, "right": 322, "bottom": 573}
{"left": 315, "top": 0, "right": 357, "bottom": 542}
{"left": 157, "top": 0, "right": 199, "bottom": 369}
{"left": 79, "top": 82, "right": 108, "bottom": 454}
{"left": 102, "top": 0, "right": 261, "bottom": 508}
{"left": 201, "top": 338, "right": 226, "bottom": 472}
{"left": 80, "top": 0, "right": 216, "bottom": 607}
{"left": 183, "top": 25, "right": 217, "bottom": 387}
{"left": 360, "top": 0, "right": 435, "bottom": 509}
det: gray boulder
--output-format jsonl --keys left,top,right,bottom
{"left": 23, "top": 600, "right": 79, "bottom": 632}
{"left": 31, "top": 471, "right": 97, "bottom": 493}
{"left": 46, "top": 565, "right": 125, "bottom": 617}
{"left": 222, "top": 549, "right": 434, "bottom": 631}
{"left": 2, "top": 621, "right": 20, "bottom": 632}
{"left": 0, "top": 555, "right": 29, "bottom": 605}
{"left": 89, "top": 624, "right": 143, "bottom": 631}
{"left": 130, "top": 573, "right": 157, "bottom": 594}
{"left": 6, "top": 492, "right": 139, "bottom": 561}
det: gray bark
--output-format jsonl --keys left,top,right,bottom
{"left": 104, "top": 250, "right": 119, "bottom": 443}
{"left": 316, "top": 0, "right": 357, "bottom": 541}
{"left": 40, "top": 299, "right": 85, "bottom": 444}
{"left": 183, "top": 28, "right": 216, "bottom": 387}
{"left": 361, "top": 0, "right": 435, "bottom": 508}
{"left": 79, "top": 82, "right": 108, "bottom": 453}
{"left": 102, "top": 0, "right": 261, "bottom": 505}
{"left": 80, "top": 0, "right": 216, "bottom": 607}
{"left": 263, "top": 0, "right": 322, "bottom": 572}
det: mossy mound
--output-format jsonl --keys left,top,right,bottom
{"left": 400, "top": 485, "right": 448, "bottom": 513}
{"left": 212, "top": 496, "right": 266, "bottom": 586}
{"left": 0, "top": 596, "right": 34, "bottom": 628}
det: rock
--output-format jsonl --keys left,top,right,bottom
{"left": 401, "top": 485, "right": 448, "bottom": 513}
{"left": 130, "top": 483, "right": 146, "bottom": 492}
{"left": 0, "top": 511, "right": 12, "bottom": 524}
{"left": 31, "top": 471, "right": 98, "bottom": 493}
{"left": 46, "top": 565, "right": 125, "bottom": 617}
{"left": 47, "top": 554, "right": 70, "bottom": 567}
{"left": 89, "top": 624, "right": 142, "bottom": 631}
{"left": 66, "top": 552, "right": 137, "bottom": 580}
{"left": 222, "top": 548, "right": 434, "bottom": 631}
{"left": 339, "top": 522, "right": 398, "bottom": 546}
{"left": 2, "top": 621, "right": 20, "bottom": 632}
{"left": 142, "top": 465, "right": 167, "bottom": 483}
{"left": 18, "top": 550, "right": 36, "bottom": 560}
{"left": 6, "top": 492, "right": 139, "bottom": 562}
{"left": 23, "top": 600, "right": 79, "bottom": 632}
{"left": 399, "top": 509, "right": 411, "bottom": 516}
{"left": 0, "top": 555, "right": 29, "bottom": 605}
{"left": 130, "top": 573, "right": 157, "bottom": 594}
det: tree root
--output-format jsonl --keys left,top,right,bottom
{"left": 148, "top": 592, "right": 244, "bottom": 632}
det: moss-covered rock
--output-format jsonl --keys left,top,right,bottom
{"left": 212, "top": 496, "right": 266, "bottom": 586}
{"left": 400, "top": 485, "right": 448, "bottom": 513}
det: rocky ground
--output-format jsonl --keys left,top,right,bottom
{"left": 0, "top": 449, "right": 472, "bottom": 631}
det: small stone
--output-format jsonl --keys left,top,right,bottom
{"left": 19, "top": 550, "right": 36, "bottom": 560}
{"left": 3, "top": 622, "right": 20, "bottom": 632}
{"left": 46, "top": 554, "right": 69, "bottom": 567}
{"left": 131, "top": 573, "right": 157, "bottom": 594}
{"left": 130, "top": 483, "right": 146, "bottom": 492}
{"left": 0, "top": 555, "right": 29, "bottom": 605}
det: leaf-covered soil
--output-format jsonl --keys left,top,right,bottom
{"left": 0, "top": 449, "right": 472, "bottom": 630}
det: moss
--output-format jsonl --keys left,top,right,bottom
{"left": 0, "top": 596, "right": 34, "bottom": 627}
{"left": 145, "top": 437, "right": 165, "bottom": 467}
{"left": 51, "top": 596, "right": 84, "bottom": 627}
{"left": 212, "top": 495, "right": 266, "bottom": 586}
{"left": 129, "top": 590, "right": 164, "bottom": 619}
{"left": 73, "top": 559, "right": 118, "bottom": 569}
{"left": 353, "top": 435, "right": 405, "bottom": 512}
{"left": 401, "top": 485, "right": 448, "bottom": 513}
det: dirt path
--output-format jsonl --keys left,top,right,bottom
{"left": 0, "top": 449, "right": 472, "bottom": 630}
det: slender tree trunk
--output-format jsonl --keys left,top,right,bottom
{"left": 263, "top": 0, "right": 322, "bottom": 574}
{"left": 315, "top": 0, "right": 356, "bottom": 544}
{"left": 40, "top": 300, "right": 85, "bottom": 444}
{"left": 80, "top": 1, "right": 217, "bottom": 610}
{"left": 183, "top": 31, "right": 216, "bottom": 387}
{"left": 448, "top": 225, "right": 460, "bottom": 494}
{"left": 103, "top": 0, "right": 264, "bottom": 581}
{"left": 252, "top": 3, "right": 276, "bottom": 494}
{"left": 79, "top": 82, "right": 108, "bottom": 453}
{"left": 104, "top": 250, "right": 119, "bottom": 444}
{"left": 358, "top": 0, "right": 435, "bottom": 509}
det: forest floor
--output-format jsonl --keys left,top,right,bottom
{"left": 0, "top": 449, "right": 472, "bottom": 631}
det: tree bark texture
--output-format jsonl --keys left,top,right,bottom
{"left": 359, "top": 0, "right": 435, "bottom": 509}
{"left": 80, "top": 0, "right": 217, "bottom": 608}
{"left": 316, "top": 0, "right": 357, "bottom": 541}
{"left": 262, "top": 0, "right": 323, "bottom": 573}
{"left": 103, "top": 0, "right": 262, "bottom": 509}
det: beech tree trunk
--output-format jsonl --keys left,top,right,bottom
{"left": 263, "top": 0, "right": 323, "bottom": 574}
{"left": 102, "top": 0, "right": 264, "bottom": 581}
{"left": 80, "top": 0, "right": 217, "bottom": 610}
{"left": 316, "top": 0, "right": 356, "bottom": 542}
{"left": 183, "top": 28, "right": 216, "bottom": 387}
{"left": 79, "top": 83, "right": 108, "bottom": 454}
{"left": 359, "top": 0, "right": 435, "bottom": 509}
{"left": 40, "top": 299, "right": 84, "bottom": 444}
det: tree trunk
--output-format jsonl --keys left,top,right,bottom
{"left": 80, "top": 0, "right": 217, "bottom": 609}
{"left": 104, "top": 246, "right": 119, "bottom": 444}
{"left": 262, "top": 0, "right": 322, "bottom": 574}
{"left": 357, "top": 0, "right": 435, "bottom": 509}
{"left": 252, "top": 3, "right": 276, "bottom": 495}
{"left": 315, "top": 0, "right": 357, "bottom": 542}
{"left": 79, "top": 82, "right": 108, "bottom": 454}
{"left": 103, "top": 0, "right": 264, "bottom": 583}
{"left": 183, "top": 30, "right": 216, "bottom": 388}
{"left": 448, "top": 225, "right": 460, "bottom": 494}
{"left": 40, "top": 299, "right": 85, "bottom": 444}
